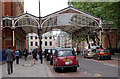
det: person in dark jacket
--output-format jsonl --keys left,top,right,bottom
{"left": 32, "top": 49, "right": 38, "bottom": 64}
{"left": 23, "top": 49, "right": 28, "bottom": 61}
{"left": 5, "top": 46, "right": 15, "bottom": 75}
{"left": 39, "top": 49, "right": 43, "bottom": 64}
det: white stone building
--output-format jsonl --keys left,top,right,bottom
{"left": 27, "top": 33, "right": 39, "bottom": 52}
{"left": 42, "top": 31, "right": 56, "bottom": 51}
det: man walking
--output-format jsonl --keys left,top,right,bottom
{"left": 5, "top": 46, "right": 15, "bottom": 75}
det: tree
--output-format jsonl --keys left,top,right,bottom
{"left": 70, "top": 2, "right": 120, "bottom": 28}
{"left": 69, "top": 2, "right": 120, "bottom": 53}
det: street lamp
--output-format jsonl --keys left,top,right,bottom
{"left": 38, "top": 0, "right": 43, "bottom": 64}
{"left": 38, "top": 0, "right": 42, "bottom": 50}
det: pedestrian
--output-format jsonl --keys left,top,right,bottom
{"left": 18, "top": 49, "right": 22, "bottom": 58}
{"left": 100, "top": 45, "right": 102, "bottom": 49}
{"left": 32, "top": 49, "right": 37, "bottom": 64}
{"left": 23, "top": 49, "right": 28, "bottom": 61}
{"left": 15, "top": 50, "right": 20, "bottom": 64}
{"left": 5, "top": 46, "right": 15, "bottom": 75}
{"left": 12, "top": 46, "right": 15, "bottom": 53}
{"left": 39, "top": 49, "right": 43, "bottom": 64}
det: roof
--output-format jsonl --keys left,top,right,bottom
{"left": 42, "top": 6, "right": 99, "bottom": 19}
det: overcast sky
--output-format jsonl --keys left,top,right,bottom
{"left": 24, "top": 0, "right": 69, "bottom": 17}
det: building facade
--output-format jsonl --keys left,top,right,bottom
{"left": 102, "top": 33, "right": 120, "bottom": 52}
{"left": 42, "top": 31, "right": 55, "bottom": 51}
{"left": 2, "top": 0, "right": 24, "bottom": 16}
{"left": 1, "top": 0, "right": 25, "bottom": 51}
{"left": 27, "top": 33, "right": 39, "bottom": 52}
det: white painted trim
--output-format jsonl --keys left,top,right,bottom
{"left": 13, "top": 29, "right": 15, "bottom": 47}
{"left": 99, "top": 18, "right": 102, "bottom": 45}
{"left": 2, "top": 17, "right": 12, "bottom": 20}
{"left": 1, "top": 19, "right": 3, "bottom": 30}
{"left": 14, "top": 14, "right": 40, "bottom": 28}
{"left": 2, "top": 26, "right": 12, "bottom": 29}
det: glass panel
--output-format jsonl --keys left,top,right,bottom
{"left": 57, "top": 50, "right": 75, "bottom": 57}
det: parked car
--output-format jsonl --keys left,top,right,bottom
{"left": 53, "top": 48, "right": 79, "bottom": 72}
{"left": 84, "top": 49, "right": 96, "bottom": 58}
{"left": 91, "top": 46, "right": 100, "bottom": 50}
{"left": 50, "top": 49, "right": 55, "bottom": 65}
{"left": 93, "top": 49, "right": 111, "bottom": 60}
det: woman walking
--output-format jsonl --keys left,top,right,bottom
{"left": 15, "top": 50, "right": 20, "bottom": 64}
{"left": 32, "top": 49, "right": 37, "bottom": 65}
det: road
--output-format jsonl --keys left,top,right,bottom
{"left": 1, "top": 54, "right": 119, "bottom": 78}
{"left": 45, "top": 58, "right": 93, "bottom": 77}
{"left": 77, "top": 55, "right": 118, "bottom": 77}
{"left": 45, "top": 54, "right": 119, "bottom": 78}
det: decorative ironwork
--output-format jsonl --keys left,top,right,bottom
{"left": 15, "top": 17, "right": 38, "bottom": 27}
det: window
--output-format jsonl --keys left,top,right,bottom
{"left": 31, "top": 42, "right": 33, "bottom": 46}
{"left": 45, "top": 36, "right": 47, "bottom": 39}
{"left": 45, "top": 41, "right": 47, "bottom": 46}
{"left": 35, "top": 42, "right": 38, "bottom": 46}
{"left": 100, "top": 50, "right": 109, "bottom": 53}
{"left": 57, "top": 50, "right": 75, "bottom": 57}
{"left": 49, "top": 36, "right": 52, "bottom": 39}
{"left": 31, "top": 36, "right": 33, "bottom": 39}
{"left": 35, "top": 36, "right": 37, "bottom": 39}
{"left": 50, "top": 41, "right": 52, "bottom": 46}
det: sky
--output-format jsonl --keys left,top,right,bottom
{"left": 24, "top": 0, "right": 69, "bottom": 17}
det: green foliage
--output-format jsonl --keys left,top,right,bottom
{"left": 71, "top": 2, "right": 120, "bottom": 28}
{"left": 73, "top": 35, "right": 86, "bottom": 42}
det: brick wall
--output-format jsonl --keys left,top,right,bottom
{"left": 2, "top": 1, "right": 24, "bottom": 50}
{"left": 3, "top": 2, "right": 24, "bottom": 16}
{"left": 102, "top": 33, "right": 119, "bottom": 49}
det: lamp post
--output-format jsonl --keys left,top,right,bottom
{"left": 11, "top": 0, "right": 14, "bottom": 48}
{"left": 38, "top": 0, "right": 43, "bottom": 64}
{"left": 38, "top": 0, "right": 42, "bottom": 50}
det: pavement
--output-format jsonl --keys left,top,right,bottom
{"left": 1, "top": 55, "right": 53, "bottom": 77}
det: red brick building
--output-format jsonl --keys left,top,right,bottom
{"left": 1, "top": 0, "right": 25, "bottom": 51}
{"left": 102, "top": 32, "right": 120, "bottom": 52}
{"left": 2, "top": 0, "right": 24, "bottom": 16}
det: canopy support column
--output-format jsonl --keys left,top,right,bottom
{"left": 99, "top": 18, "right": 102, "bottom": 47}
{"left": 12, "top": 29, "right": 15, "bottom": 47}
